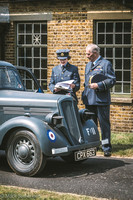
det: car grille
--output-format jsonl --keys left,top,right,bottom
{"left": 60, "top": 100, "right": 83, "bottom": 145}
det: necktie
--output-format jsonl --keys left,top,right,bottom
{"left": 62, "top": 65, "right": 66, "bottom": 73}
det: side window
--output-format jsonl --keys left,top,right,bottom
{"left": 0, "top": 68, "right": 23, "bottom": 90}
{"left": 18, "top": 69, "right": 39, "bottom": 92}
{"left": 95, "top": 21, "right": 131, "bottom": 94}
{"left": 16, "top": 22, "right": 47, "bottom": 91}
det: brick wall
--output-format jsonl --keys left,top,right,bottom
{"left": 0, "top": 0, "right": 133, "bottom": 132}
{"left": 110, "top": 103, "right": 133, "bottom": 133}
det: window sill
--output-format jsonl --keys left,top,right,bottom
{"left": 111, "top": 94, "right": 133, "bottom": 104}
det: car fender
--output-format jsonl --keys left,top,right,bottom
{"left": 82, "top": 119, "right": 100, "bottom": 143}
{"left": 0, "top": 116, "right": 71, "bottom": 156}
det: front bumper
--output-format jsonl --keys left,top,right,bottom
{"left": 52, "top": 140, "right": 101, "bottom": 155}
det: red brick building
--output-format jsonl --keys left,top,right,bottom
{"left": 0, "top": 0, "right": 133, "bottom": 132}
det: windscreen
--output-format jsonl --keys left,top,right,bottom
{"left": 0, "top": 67, "right": 24, "bottom": 90}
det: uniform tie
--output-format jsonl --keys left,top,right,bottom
{"left": 92, "top": 62, "right": 94, "bottom": 67}
{"left": 62, "top": 65, "right": 66, "bottom": 73}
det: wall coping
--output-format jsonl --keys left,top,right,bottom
{"left": 111, "top": 97, "right": 133, "bottom": 104}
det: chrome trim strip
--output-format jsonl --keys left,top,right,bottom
{"left": 0, "top": 98, "right": 57, "bottom": 103}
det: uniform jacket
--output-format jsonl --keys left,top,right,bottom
{"left": 49, "top": 62, "right": 80, "bottom": 101}
{"left": 82, "top": 57, "right": 116, "bottom": 106}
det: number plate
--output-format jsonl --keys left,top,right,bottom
{"left": 74, "top": 148, "right": 96, "bottom": 161}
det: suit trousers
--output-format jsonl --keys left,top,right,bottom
{"left": 85, "top": 105, "right": 111, "bottom": 148}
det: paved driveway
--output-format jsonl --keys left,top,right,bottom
{"left": 0, "top": 150, "right": 133, "bottom": 200}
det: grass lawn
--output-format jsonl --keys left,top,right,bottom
{"left": 0, "top": 185, "right": 108, "bottom": 200}
{"left": 0, "top": 132, "right": 132, "bottom": 200}
{"left": 98, "top": 132, "right": 133, "bottom": 157}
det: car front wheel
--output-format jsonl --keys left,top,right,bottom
{"left": 6, "top": 129, "right": 46, "bottom": 177}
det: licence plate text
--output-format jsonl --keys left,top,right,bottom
{"left": 74, "top": 148, "right": 96, "bottom": 161}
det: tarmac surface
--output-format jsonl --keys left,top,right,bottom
{"left": 0, "top": 150, "right": 133, "bottom": 200}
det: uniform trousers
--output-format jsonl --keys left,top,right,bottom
{"left": 85, "top": 105, "right": 111, "bottom": 150}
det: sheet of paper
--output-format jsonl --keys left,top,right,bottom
{"left": 54, "top": 80, "right": 74, "bottom": 90}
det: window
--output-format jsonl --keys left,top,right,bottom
{"left": 95, "top": 21, "right": 131, "bottom": 94}
{"left": 0, "top": 68, "right": 24, "bottom": 90}
{"left": 16, "top": 22, "right": 47, "bottom": 90}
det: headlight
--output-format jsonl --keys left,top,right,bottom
{"left": 45, "top": 113, "right": 63, "bottom": 126}
{"left": 79, "top": 109, "right": 95, "bottom": 122}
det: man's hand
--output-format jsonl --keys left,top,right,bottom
{"left": 89, "top": 83, "right": 98, "bottom": 90}
{"left": 70, "top": 83, "right": 75, "bottom": 89}
{"left": 54, "top": 88, "right": 61, "bottom": 92}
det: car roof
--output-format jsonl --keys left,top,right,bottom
{"left": 0, "top": 61, "right": 15, "bottom": 68}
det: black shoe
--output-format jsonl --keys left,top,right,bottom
{"left": 104, "top": 150, "right": 111, "bottom": 157}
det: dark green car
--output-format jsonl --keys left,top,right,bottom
{"left": 0, "top": 61, "right": 100, "bottom": 177}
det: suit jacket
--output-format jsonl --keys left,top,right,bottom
{"left": 82, "top": 57, "right": 116, "bottom": 106}
{"left": 49, "top": 62, "right": 80, "bottom": 101}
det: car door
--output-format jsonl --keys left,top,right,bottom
{"left": 16, "top": 66, "right": 43, "bottom": 93}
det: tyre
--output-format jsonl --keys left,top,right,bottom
{"left": 6, "top": 129, "right": 46, "bottom": 176}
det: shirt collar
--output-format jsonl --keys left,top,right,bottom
{"left": 93, "top": 56, "right": 101, "bottom": 65}
{"left": 61, "top": 62, "right": 68, "bottom": 67}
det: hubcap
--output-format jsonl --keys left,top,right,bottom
{"left": 15, "top": 138, "right": 35, "bottom": 164}
{"left": 17, "top": 144, "right": 30, "bottom": 159}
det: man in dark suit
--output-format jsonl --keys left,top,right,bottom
{"left": 49, "top": 49, "right": 80, "bottom": 102}
{"left": 82, "top": 44, "right": 116, "bottom": 156}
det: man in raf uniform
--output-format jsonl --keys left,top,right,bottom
{"left": 49, "top": 49, "right": 80, "bottom": 102}
{"left": 82, "top": 44, "right": 116, "bottom": 157}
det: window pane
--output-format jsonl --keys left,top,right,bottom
{"left": 41, "top": 24, "right": 47, "bottom": 33}
{"left": 34, "top": 69, "right": 40, "bottom": 79}
{"left": 41, "top": 35, "right": 47, "bottom": 44}
{"left": 41, "top": 80, "right": 47, "bottom": 90}
{"left": 115, "top": 48, "right": 122, "bottom": 58}
{"left": 26, "top": 35, "right": 32, "bottom": 44}
{"left": 26, "top": 58, "right": 32, "bottom": 68}
{"left": 106, "top": 23, "right": 113, "bottom": 32}
{"left": 124, "top": 34, "right": 131, "bottom": 44}
{"left": 41, "top": 59, "right": 47, "bottom": 68}
{"left": 123, "top": 83, "right": 130, "bottom": 93}
{"left": 34, "top": 47, "right": 40, "bottom": 57}
{"left": 124, "top": 22, "right": 131, "bottom": 32}
{"left": 115, "top": 34, "right": 122, "bottom": 44}
{"left": 18, "top": 24, "right": 24, "bottom": 33}
{"left": 124, "top": 48, "right": 130, "bottom": 58}
{"left": 41, "top": 47, "right": 47, "bottom": 57}
{"left": 26, "top": 80, "right": 32, "bottom": 89}
{"left": 34, "top": 58, "right": 40, "bottom": 68}
{"left": 26, "top": 48, "right": 32, "bottom": 57}
{"left": 106, "top": 48, "right": 113, "bottom": 57}
{"left": 98, "top": 23, "right": 105, "bottom": 33}
{"left": 115, "top": 59, "right": 122, "bottom": 69}
{"left": 26, "top": 24, "right": 32, "bottom": 33}
{"left": 18, "top": 48, "right": 24, "bottom": 57}
{"left": 115, "top": 71, "right": 122, "bottom": 81}
{"left": 98, "top": 34, "right": 104, "bottom": 44}
{"left": 34, "top": 24, "right": 40, "bottom": 33}
{"left": 123, "top": 59, "right": 130, "bottom": 69}
{"left": 106, "top": 34, "right": 113, "bottom": 44}
{"left": 18, "top": 35, "right": 24, "bottom": 44}
{"left": 114, "top": 83, "right": 122, "bottom": 92}
{"left": 123, "top": 71, "right": 130, "bottom": 81}
{"left": 115, "top": 22, "right": 122, "bottom": 32}
{"left": 41, "top": 69, "right": 47, "bottom": 79}
{"left": 18, "top": 58, "right": 24, "bottom": 66}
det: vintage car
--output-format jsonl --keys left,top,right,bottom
{"left": 0, "top": 61, "right": 100, "bottom": 176}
